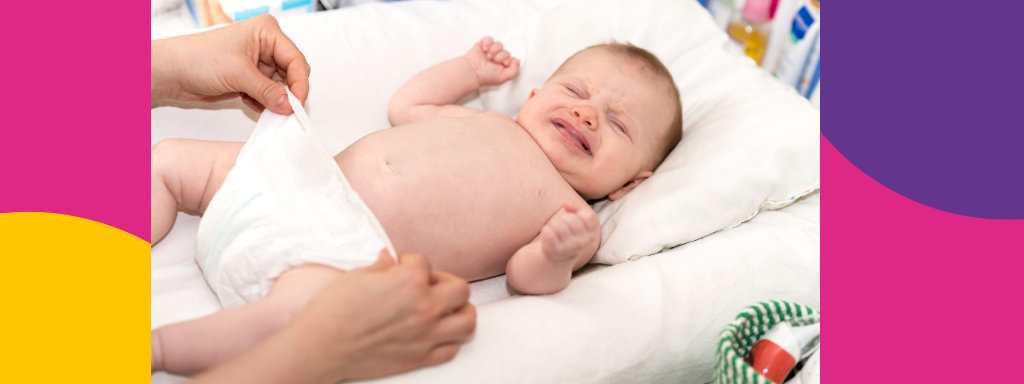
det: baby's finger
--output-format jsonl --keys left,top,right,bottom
{"left": 506, "top": 58, "right": 520, "bottom": 73}
{"left": 562, "top": 201, "right": 580, "bottom": 214}
{"left": 481, "top": 36, "right": 493, "bottom": 51}
{"left": 578, "top": 208, "right": 598, "bottom": 231}
{"left": 552, "top": 216, "right": 572, "bottom": 241}
{"left": 493, "top": 51, "right": 510, "bottom": 64}
{"left": 487, "top": 42, "right": 504, "bottom": 59}
{"left": 566, "top": 214, "right": 588, "bottom": 238}
{"left": 541, "top": 226, "right": 558, "bottom": 246}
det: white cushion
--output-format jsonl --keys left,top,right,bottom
{"left": 478, "top": 0, "right": 820, "bottom": 264}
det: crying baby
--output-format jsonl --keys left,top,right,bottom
{"left": 150, "top": 37, "right": 682, "bottom": 375}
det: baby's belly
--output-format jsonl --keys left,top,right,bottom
{"left": 335, "top": 119, "right": 574, "bottom": 280}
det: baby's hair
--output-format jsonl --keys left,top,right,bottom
{"left": 554, "top": 41, "right": 683, "bottom": 169}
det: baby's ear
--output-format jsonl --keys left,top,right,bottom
{"left": 608, "top": 171, "right": 654, "bottom": 201}
{"left": 529, "top": 89, "right": 538, "bottom": 99}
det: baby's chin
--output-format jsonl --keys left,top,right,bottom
{"left": 567, "top": 180, "right": 617, "bottom": 202}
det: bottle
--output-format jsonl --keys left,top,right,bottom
{"left": 797, "top": 35, "right": 820, "bottom": 98}
{"left": 727, "top": 0, "right": 773, "bottom": 65}
{"left": 774, "top": 0, "right": 820, "bottom": 89}
{"left": 783, "top": 347, "right": 820, "bottom": 384}
{"left": 707, "top": 0, "right": 743, "bottom": 31}
{"left": 761, "top": 0, "right": 801, "bottom": 72}
{"left": 745, "top": 321, "right": 820, "bottom": 384}
{"left": 808, "top": 81, "right": 819, "bottom": 109}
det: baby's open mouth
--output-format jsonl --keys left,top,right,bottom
{"left": 552, "top": 118, "right": 591, "bottom": 155}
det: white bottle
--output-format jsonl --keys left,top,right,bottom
{"left": 809, "top": 81, "right": 819, "bottom": 109}
{"left": 798, "top": 34, "right": 820, "bottom": 97}
{"left": 774, "top": 0, "right": 820, "bottom": 89}
{"left": 706, "top": 0, "right": 747, "bottom": 31}
{"left": 761, "top": 0, "right": 801, "bottom": 72}
{"left": 783, "top": 346, "right": 820, "bottom": 384}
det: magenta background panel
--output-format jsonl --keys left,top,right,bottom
{"left": 0, "top": 2, "right": 151, "bottom": 241}
{"left": 824, "top": 134, "right": 1023, "bottom": 383}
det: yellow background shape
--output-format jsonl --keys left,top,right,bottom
{"left": 0, "top": 212, "right": 149, "bottom": 383}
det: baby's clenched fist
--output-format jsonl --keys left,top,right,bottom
{"left": 465, "top": 36, "right": 520, "bottom": 87}
{"left": 540, "top": 202, "right": 600, "bottom": 262}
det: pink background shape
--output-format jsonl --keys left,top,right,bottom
{"left": 0, "top": 2, "right": 150, "bottom": 241}
{"left": 823, "top": 134, "right": 1024, "bottom": 383}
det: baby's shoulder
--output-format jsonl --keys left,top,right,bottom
{"left": 477, "top": 110, "right": 514, "bottom": 120}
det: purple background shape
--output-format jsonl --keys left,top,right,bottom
{"left": 827, "top": 1, "right": 1024, "bottom": 219}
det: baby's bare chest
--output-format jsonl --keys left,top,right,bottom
{"left": 335, "top": 115, "right": 580, "bottom": 279}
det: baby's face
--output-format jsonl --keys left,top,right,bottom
{"left": 516, "top": 48, "right": 676, "bottom": 200}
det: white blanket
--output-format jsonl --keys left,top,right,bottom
{"left": 153, "top": 191, "right": 819, "bottom": 383}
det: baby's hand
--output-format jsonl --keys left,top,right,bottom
{"left": 465, "top": 36, "right": 520, "bottom": 87}
{"left": 540, "top": 202, "right": 600, "bottom": 262}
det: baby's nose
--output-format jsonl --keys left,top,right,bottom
{"left": 573, "top": 108, "right": 596, "bottom": 130}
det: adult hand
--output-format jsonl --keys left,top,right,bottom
{"left": 191, "top": 251, "right": 476, "bottom": 384}
{"left": 151, "top": 13, "right": 311, "bottom": 114}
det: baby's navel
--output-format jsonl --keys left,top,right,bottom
{"left": 381, "top": 160, "right": 400, "bottom": 175}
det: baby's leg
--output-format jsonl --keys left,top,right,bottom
{"left": 152, "top": 264, "right": 345, "bottom": 375}
{"left": 151, "top": 139, "right": 244, "bottom": 245}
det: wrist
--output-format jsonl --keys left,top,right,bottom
{"left": 544, "top": 248, "right": 581, "bottom": 264}
{"left": 460, "top": 56, "right": 484, "bottom": 89}
{"left": 151, "top": 38, "right": 182, "bottom": 104}
{"left": 285, "top": 313, "right": 355, "bottom": 384}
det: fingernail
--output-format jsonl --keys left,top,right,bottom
{"left": 276, "top": 95, "right": 289, "bottom": 112}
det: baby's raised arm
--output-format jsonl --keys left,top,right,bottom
{"left": 505, "top": 201, "right": 601, "bottom": 295}
{"left": 388, "top": 37, "right": 520, "bottom": 126}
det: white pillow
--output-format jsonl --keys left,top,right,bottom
{"left": 478, "top": 0, "right": 820, "bottom": 264}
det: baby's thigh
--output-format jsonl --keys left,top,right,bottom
{"left": 151, "top": 139, "right": 245, "bottom": 213}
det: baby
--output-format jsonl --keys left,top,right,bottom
{"left": 150, "top": 37, "right": 682, "bottom": 375}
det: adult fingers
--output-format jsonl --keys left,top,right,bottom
{"left": 240, "top": 94, "right": 265, "bottom": 113}
{"left": 257, "top": 14, "right": 311, "bottom": 109}
{"left": 280, "top": 57, "right": 310, "bottom": 107}
{"left": 422, "top": 342, "right": 462, "bottom": 367}
{"left": 397, "top": 253, "right": 433, "bottom": 275}
{"left": 364, "top": 249, "right": 396, "bottom": 272}
{"left": 429, "top": 271, "right": 471, "bottom": 314}
{"left": 427, "top": 302, "right": 476, "bottom": 343}
{"left": 235, "top": 64, "right": 292, "bottom": 115}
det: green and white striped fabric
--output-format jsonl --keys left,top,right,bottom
{"left": 711, "top": 301, "right": 820, "bottom": 384}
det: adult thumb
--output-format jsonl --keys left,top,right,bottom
{"left": 239, "top": 67, "right": 293, "bottom": 115}
{"left": 366, "top": 248, "right": 396, "bottom": 272}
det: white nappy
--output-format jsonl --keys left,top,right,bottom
{"left": 195, "top": 89, "right": 396, "bottom": 308}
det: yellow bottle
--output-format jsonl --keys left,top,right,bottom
{"left": 727, "top": 0, "right": 773, "bottom": 65}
